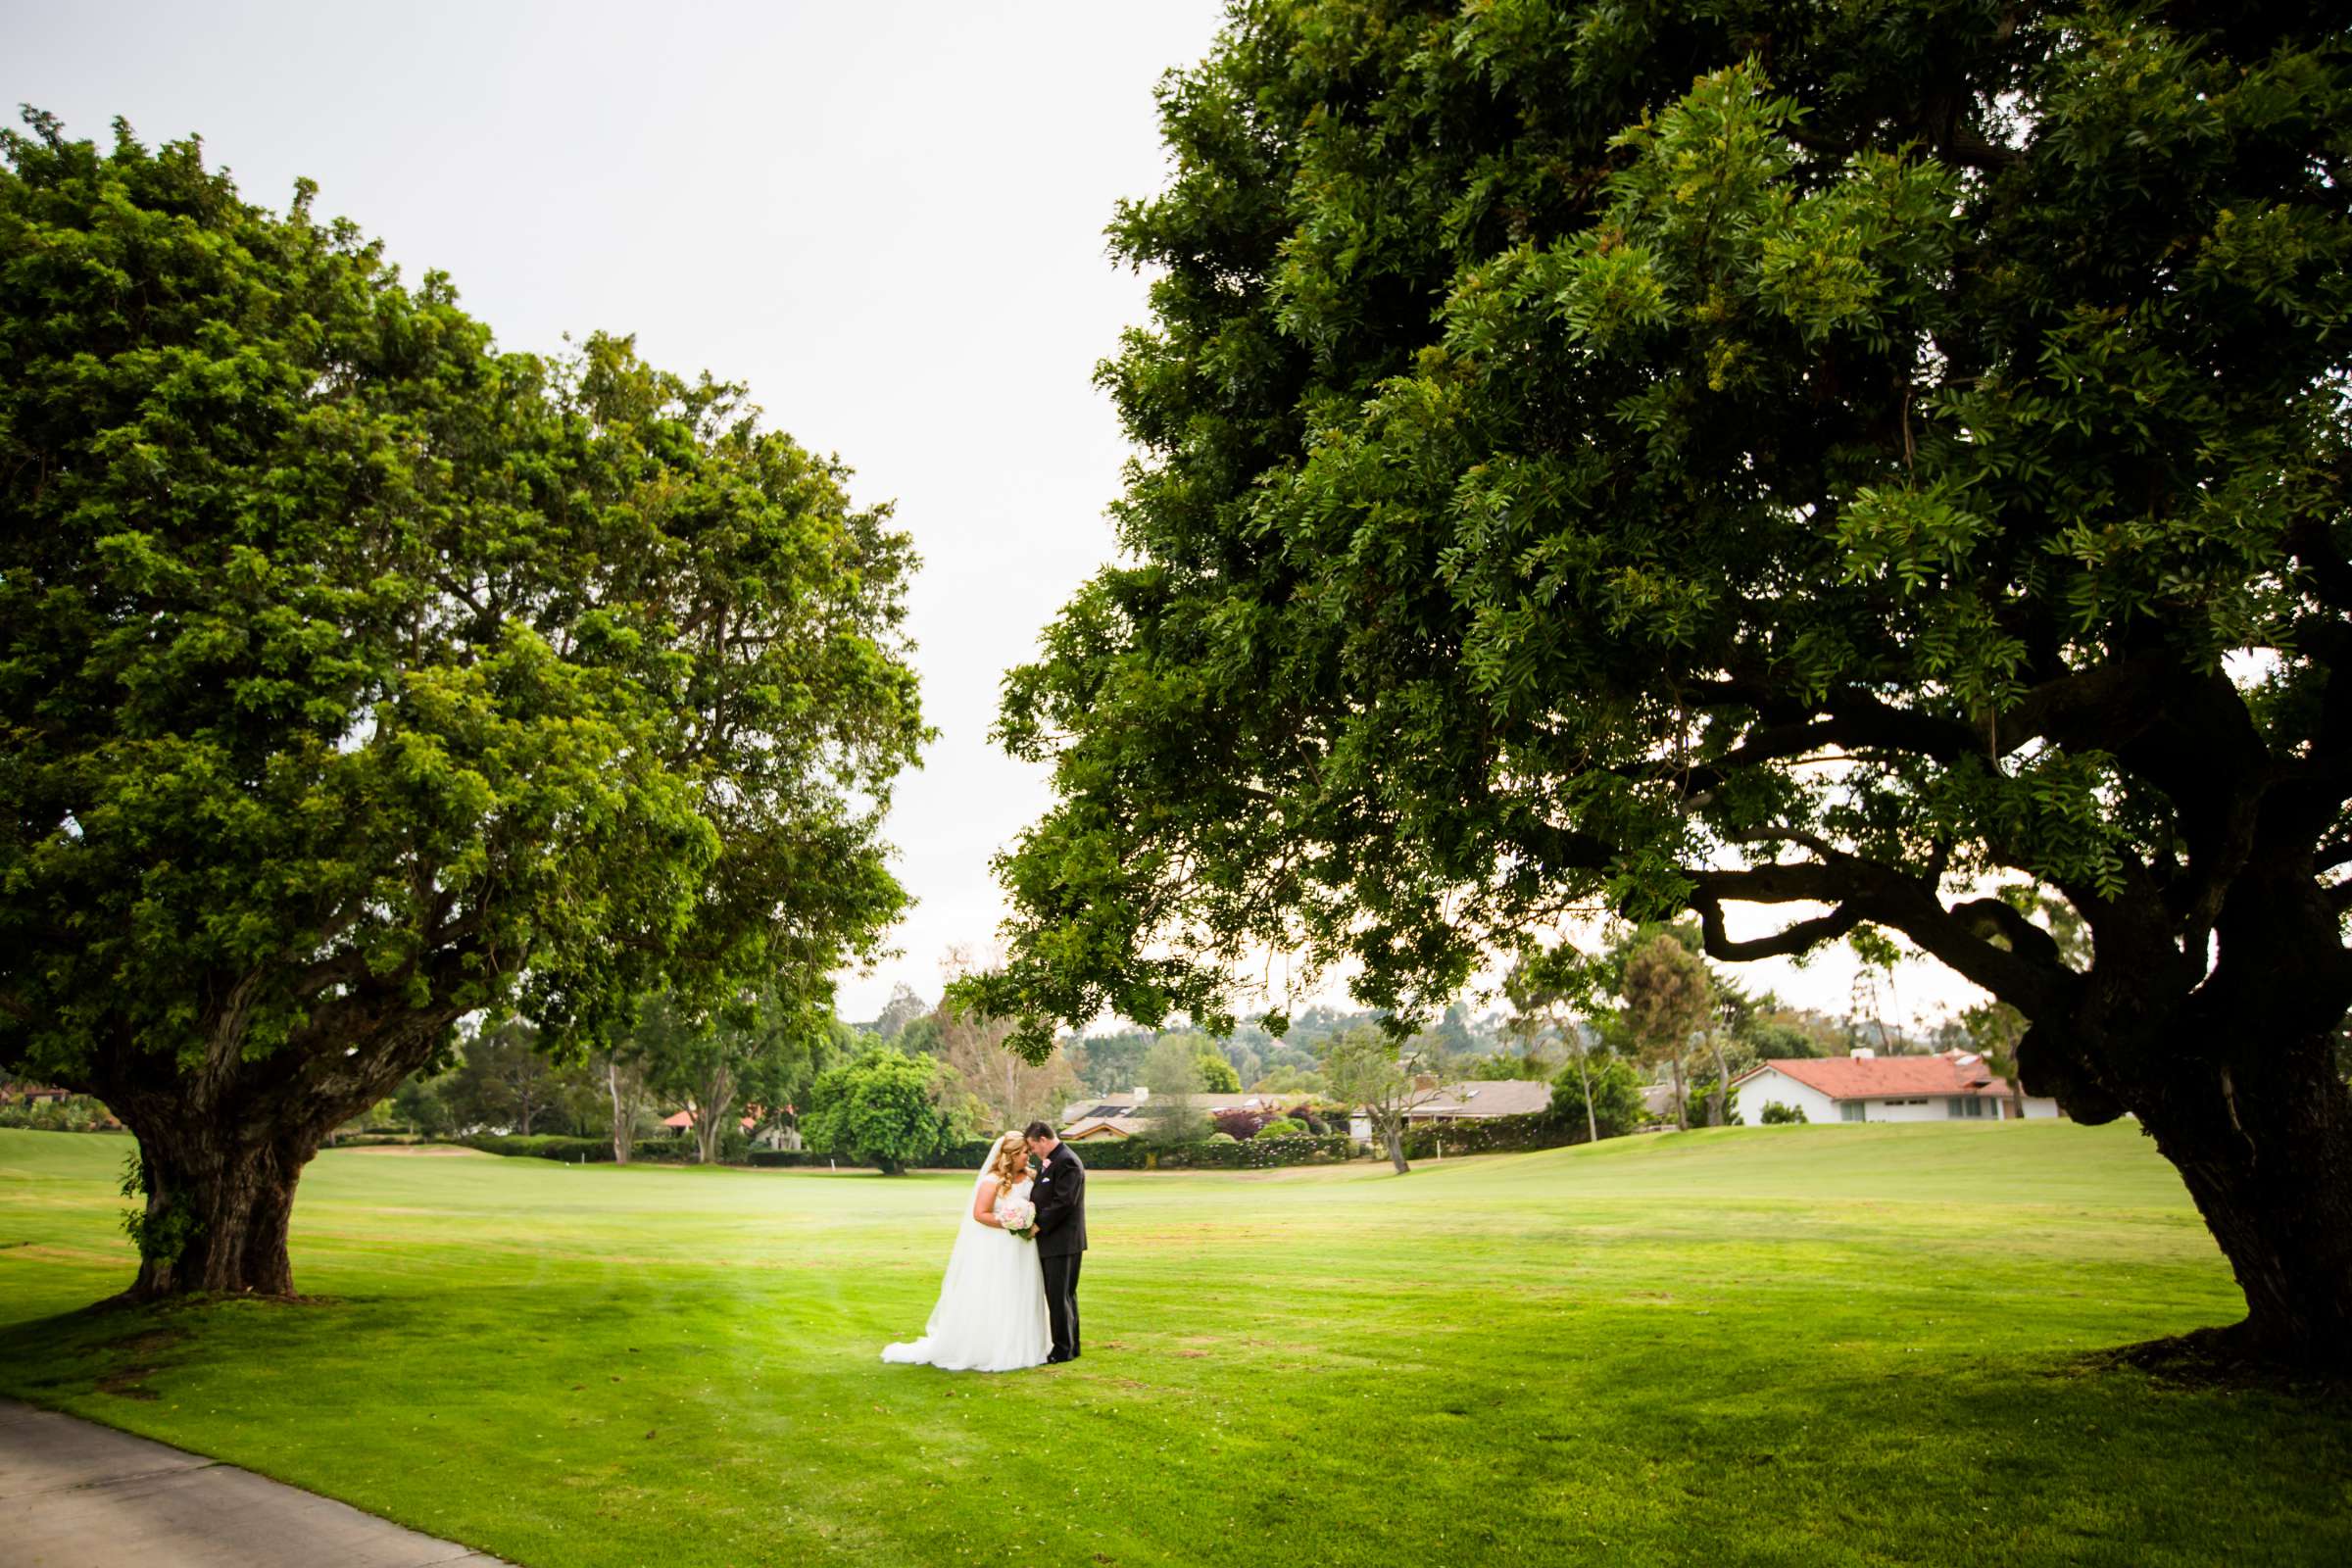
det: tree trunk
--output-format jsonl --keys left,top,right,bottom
{"left": 1709, "top": 1036, "right": 1731, "bottom": 1128}
{"left": 608, "top": 1058, "right": 634, "bottom": 1164}
{"left": 2120, "top": 1032, "right": 2352, "bottom": 1371}
{"left": 1383, "top": 1116, "right": 1409, "bottom": 1173}
{"left": 122, "top": 1123, "right": 318, "bottom": 1299}
{"left": 1670, "top": 1053, "right": 1689, "bottom": 1132}
{"left": 1576, "top": 1050, "right": 1597, "bottom": 1144}
{"left": 692, "top": 1064, "right": 735, "bottom": 1165}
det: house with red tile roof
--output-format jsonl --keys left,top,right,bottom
{"left": 1729, "top": 1049, "right": 2061, "bottom": 1125}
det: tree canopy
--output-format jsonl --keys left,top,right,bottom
{"left": 963, "top": 3, "right": 2352, "bottom": 1365}
{"left": 803, "top": 1047, "right": 960, "bottom": 1175}
{"left": 0, "top": 115, "right": 926, "bottom": 1295}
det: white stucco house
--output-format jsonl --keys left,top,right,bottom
{"left": 1730, "top": 1049, "right": 2062, "bottom": 1125}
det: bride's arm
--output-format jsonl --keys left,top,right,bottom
{"left": 969, "top": 1176, "right": 1004, "bottom": 1227}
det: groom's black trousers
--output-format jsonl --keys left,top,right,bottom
{"left": 1042, "top": 1251, "right": 1083, "bottom": 1360}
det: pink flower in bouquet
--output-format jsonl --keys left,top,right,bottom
{"left": 996, "top": 1196, "right": 1037, "bottom": 1238}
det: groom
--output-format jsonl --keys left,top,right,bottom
{"left": 1024, "top": 1120, "right": 1087, "bottom": 1363}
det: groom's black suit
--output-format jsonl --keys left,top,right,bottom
{"left": 1031, "top": 1141, "right": 1087, "bottom": 1361}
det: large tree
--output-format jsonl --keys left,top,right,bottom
{"left": 0, "top": 118, "right": 925, "bottom": 1298}
{"left": 1321, "top": 1024, "right": 1438, "bottom": 1173}
{"left": 962, "top": 4, "right": 2352, "bottom": 1367}
{"left": 802, "top": 1047, "right": 959, "bottom": 1174}
{"left": 1623, "top": 934, "right": 1714, "bottom": 1132}
{"left": 444, "top": 1021, "right": 564, "bottom": 1137}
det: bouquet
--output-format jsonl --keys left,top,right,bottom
{"left": 996, "top": 1196, "right": 1037, "bottom": 1241}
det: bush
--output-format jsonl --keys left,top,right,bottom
{"left": 1206, "top": 1131, "right": 1238, "bottom": 1144}
{"left": 1255, "top": 1117, "right": 1306, "bottom": 1139}
{"left": 1281, "top": 1102, "right": 1344, "bottom": 1135}
{"left": 1400, "top": 1112, "right": 1585, "bottom": 1160}
{"left": 1208, "top": 1106, "right": 1267, "bottom": 1140}
{"left": 803, "top": 1047, "right": 960, "bottom": 1174}
{"left": 0, "top": 1094, "right": 116, "bottom": 1132}
{"left": 1680, "top": 1078, "right": 1746, "bottom": 1127}
{"left": 1549, "top": 1055, "right": 1647, "bottom": 1141}
{"left": 1759, "top": 1102, "right": 1809, "bottom": 1125}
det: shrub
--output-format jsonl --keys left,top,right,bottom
{"left": 802, "top": 1048, "right": 960, "bottom": 1174}
{"left": 1255, "top": 1117, "right": 1306, "bottom": 1139}
{"left": 1208, "top": 1107, "right": 1268, "bottom": 1140}
{"left": 0, "top": 1094, "right": 115, "bottom": 1132}
{"left": 1548, "top": 1055, "right": 1647, "bottom": 1141}
{"left": 1206, "top": 1131, "right": 1238, "bottom": 1144}
{"left": 1760, "top": 1102, "right": 1809, "bottom": 1125}
{"left": 1401, "top": 1112, "right": 1586, "bottom": 1159}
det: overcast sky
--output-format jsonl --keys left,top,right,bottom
{"left": 7, "top": 0, "right": 1990, "bottom": 1037}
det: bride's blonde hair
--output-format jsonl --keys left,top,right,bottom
{"left": 988, "top": 1131, "right": 1029, "bottom": 1189}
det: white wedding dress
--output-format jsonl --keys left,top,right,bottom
{"left": 880, "top": 1165, "right": 1052, "bottom": 1372}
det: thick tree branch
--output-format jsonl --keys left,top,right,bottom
{"left": 1686, "top": 840, "right": 2077, "bottom": 1016}
{"left": 1691, "top": 888, "right": 1864, "bottom": 960}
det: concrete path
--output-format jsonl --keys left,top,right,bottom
{"left": 0, "top": 1398, "right": 507, "bottom": 1567}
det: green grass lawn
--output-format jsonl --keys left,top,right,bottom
{"left": 2, "top": 1122, "right": 2344, "bottom": 1566}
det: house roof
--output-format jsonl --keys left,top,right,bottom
{"left": 1057, "top": 1092, "right": 1282, "bottom": 1124}
{"left": 1407, "top": 1080, "right": 1554, "bottom": 1118}
{"left": 1062, "top": 1115, "right": 1148, "bottom": 1141}
{"left": 661, "top": 1109, "right": 758, "bottom": 1131}
{"left": 1735, "top": 1051, "right": 2012, "bottom": 1102}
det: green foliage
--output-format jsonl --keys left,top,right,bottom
{"left": 1622, "top": 936, "right": 1714, "bottom": 1076}
{"left": 1249, "top": 1065, "right": 1329, "bottom": 1097}
{"left": 954, "top": 0, "right": 2352, "bottom": 1209}
{"left": 117, "top": 1150, "right": 197, "bottom": 1268}
{"left": 1139, "top": 1036, "right": 1210, "bottom": 1142}
{"left": 633, "top": 989, "right": 843, "bottom": 1162}
{"left": 388, "top": 1073, "right": 458, "bottom": 1138}
{"left": 443, "top": 1022, "right": 566, "bottom": 1136}
{"left": 1069, "top": 1031, "right": 1155, "bottom": 1097}
{"left": 0, "top": 116, "right": 925, "bottom": 1222}
{"left": 1196, "top": 1051, "right": 1243, "bottom": 1093}
{"left": 1254, "top": 1117, "right": 1306, "bottom": 1139}
{"left": 802, "top": 1048, "right": 959, "bottom": 1175}
{"left": 1549, "top": 1055, "right": 1647, "bottom": 1142}
{"left": 1400, "top": 1112, "right": 1586, "bottom": 1160}
{"left": 1760, "top": 1102, "right": 1810, "bottom": 1126}
{"left": 0, "top": 1095, "right": 114, "bottom": 1132}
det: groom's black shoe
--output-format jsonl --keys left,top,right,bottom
{"left": 1045, "top": 1352, "right": 1070, "bottom": 1364}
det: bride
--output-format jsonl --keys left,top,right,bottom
{"left": 880, "top": 1131, "right": 1053, "bottom": 1372}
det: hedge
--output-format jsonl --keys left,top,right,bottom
{"left": 1050, "top": 1133, "right": 1362, "bottom": 1170}
{"left": 460, "top": 1132, "right": 1368, "bottom": 1172}
{"left": 1398, "top": 1112, "right": 1585, "bottom": 1159}
{"left": 459, "top": 1134, "right": 694, "bottom": 1164}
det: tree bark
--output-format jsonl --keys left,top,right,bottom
{"left": 1709, "top": 1035, "right": 1731, "bottom": 1127}
{"left": 1670, "top": 1053, "right": 1689, "bottom": 1132}
{"left": 2113, "top": 1031, "right": 2352, "bottom": 1371}
{"left": 691, "top": 1062, "right": 736, "bottom": 1165}
{"left": 1381, "top": 1111, "right": 1410, "bottom": 1173}
{"left": 1576, "top": 1050, "right": 1598, "bottom": 1144}
{"left": 608, "top": 1056, "right": 637, "bottom": 1164}
{"left": 122, "top": 1123, "right": 319, "bottom": 1298}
